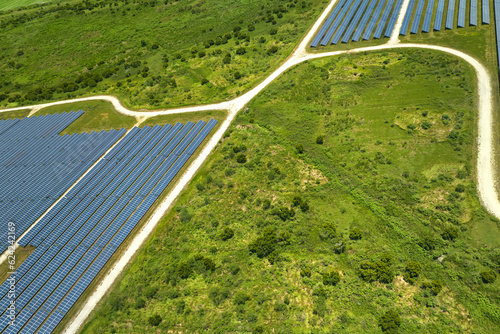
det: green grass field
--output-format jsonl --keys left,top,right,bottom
{"left": 0, "top": 0, "right": 52, "bottom": 11}
{"left": 0, "top": 0, "right": 326, "bottom": 110}
{"left": 0, "top": 109, "right": 30, "bottom": 120}
{"left": 36, "top": 100, "right": 137, "bottom": 134}
{"left": 80, "top": 49, "right": 500, "bottom": 333}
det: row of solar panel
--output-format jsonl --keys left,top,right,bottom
{"left": 0, "top": 113, "right": 123, "bottom": 254}
{"left": 311, "top": 0, "right": 403, "bottom": 46}
{"left": 0, "top": 111, "right": 83, "bottom": 146}
{"left": 401, "top": 0, "right": 490, "bottom": 34}
{"left": 312, "top": 0, "right": 491, "bottom": 46}
{"left": 0, "top": 119, "right": 216, "bottom": 333}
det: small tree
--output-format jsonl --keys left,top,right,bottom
{"left": 236, "top": 154, "right": 247, "bottom": 163}
{"left": 236, "top": 47, "right": 246, "bottom": 55}
{"left": 441, "top": 226, "right": 458, "bottom": 241}
{"left": 148, "top": 314, "right": 162, "bottom": 326}
{"left": 316, "top": 135, "right": 324, "bottom": 144}
{"left": 379, "top": 309, "right": 401, "bottom": 333}
{"left": 349, "top": 227, "right": 362, "bottom": 240}
{"left": 480, "top": 270, "right": 497, "bottom": 283}
{"left": 323, "top": 270, "right": 341, "bottom": 286}
{"left": 220, "top": 227, "right": 235, "bottom": 241}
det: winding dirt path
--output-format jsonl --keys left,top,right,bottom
{"left": 0, "top": 0, "right": 497, "bottom": 332}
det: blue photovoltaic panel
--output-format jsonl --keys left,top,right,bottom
{"left": 311, "top": 0, "right": 349, "bottom": 47}
{"left": 373, "top": 0, "right": 395, "bottom": 39}
{"left": 342, "top": 0, "right": 371, "bottom": 43}
{"left": 352, "top": 0, "right": 379, "bottom": 41}
{"left": 400, "top": 0, "right": 416, "bottom": 35}
{"left": 445, "top": 0, "right": 456, "bottom": 29}
{"left": 331, "top": 0, "right": 364, "bottom": 44}
{"left": 363, "top": 0, "right": 387, "bottom": 39}
{"left": 422, "top": 0, "right": 436, "bottom": 32}
{"left": 483, "top": 0, "right": 490, "bottom": 24}
{"left": 410, "top": 0, "right": 426, "bottom": 33}
{"left": 384, "top": 0, "right": 404, "bottom": 37}
{"left": 321, "top": 0, "right": 355, "bottom": 45}
{"left": 457, "top": 0, "right": 466, "bottom": 27}
{"left": 471, "top": 0, "right": 478, "bottom": 25}
{"left": 434, "top": 0, "right": 446, "bottom": 31}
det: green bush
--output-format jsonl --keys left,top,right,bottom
{"left": 421, "top": 121, "right": 432, "bottom": 130}
{"left": 236, "top": 153, "right": 247, "bottom": 163}
{"left": 234, "top": 292, "right": 251, "bottom": 305}
{"left": 441, "top": 226, "right": 458, "bottom": 241}
{"left": 379, "top": 309, "right": 401, "bottom": 333}
{"left": 349, "top": 227, "right": 362, "bottom": 240}
{"left": 262, "top": 199, "right": 271, "bottom": 210}
{"left": 148, "top": 314, "right": 162, "bottom": 326}
{"left": 220, "top": 227, "right": 235, "bottom": 240}
{"left": 177, "top": 262, "right": 192, "bottom": 279}
{"left": 421, "top": 280, "right": 443, "bottom": 295}
{"left": 249, "top": 227, "right": 276, "bottom": 258}
{"left": 316, "top": 135, "right": 324, "bottom": 144}
{"left": 236, "top": 47, "right": 246, "bottom": 55}
{"left": 209, "top": 286, "right": 231, "bottom": 306}
{"left": 323, "top": 270, "right": 341, "bottom": 286}
{"left": 201, "top": 78, "right": 209, "bottom": 85}
{"left": 480, "top": 270, "right": 497, "bottom": 283}
{"left": 295, "top": 143, "right": 304, "bottom": 153}
{"left": 144, "top": 286, "right": 158, "bottom": 299}
{"left": 405, "top": 261, "right": 422, "bottom": 278}
{"left": 134, "top": 297, "right": 146, "bottom": 309}
{"left": 270, "top": 206, "right": 295, "bottom": 221}
{"left": 319, "top": 222, "right": 336, "bottom": 240}
{"left": 300, "top": 267, "right": 312, "bottom": 278}
{"left": 455, "top": 184, "right": 465, "bottom": 193}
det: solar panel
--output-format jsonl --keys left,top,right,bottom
{"left": 422, "top": 0, "right": 436, "bottom": 32}
{"left": 363, "top": 0, "right": 386, "bottom": 39}
{"left": 384, "top": 0, "right": 404, "bottom": 37}
{"left": 311, "top": 0, "right": 349, "bottom": 47}
{"left": 400, "top": 0, "right": 416, "bottom": 35}
{"left": 373, "top": 0, "right": 395, "bottom": 39}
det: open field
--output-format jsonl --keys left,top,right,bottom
{"left": 0, "top": 0, "right": 51, "bottom": 11}
{"left": 36, "top": 100, "right": 137, "bottom": 134}
{"left": 0, "top": 109, "right": 30, "bottom": 120}
{"left": 80, "top": 49, "right": 500, "bottom": 333}
{"left": 0, "top": 0, "right": 326, "bottom": 110}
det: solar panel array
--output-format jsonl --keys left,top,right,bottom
{"left": 400, "top": 0, "right": 489, "bottom": 35}
{"left": 312, "top": 0, "right": 403, "bottom": 46}
{"left": 0, "top": 111, "right": 124, "bottom": 254}
{"left": 311, "top": 0, "right": 491, "bottom": 46}
{"left": 0, "top": 119, "right": 217, "bottom": 333}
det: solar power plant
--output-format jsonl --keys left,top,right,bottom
{"left": 0, "top": 111, "right": 125, "bottom": 254}
{"left": 0, "top": 117, "right": 217, "bottom": 333}
{"left": 399, "top": 0, "right": 489, "bottom": 35}
{"left": 311, "top": 0, "right": 406, "bottom": 46}
{"left": 312, "top": 0, "right": 492, "bottom": 46}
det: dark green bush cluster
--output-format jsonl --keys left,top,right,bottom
{"left": 379, "top": 309, "right": 401, "bottom": 333}
{"left": 249, "top": 227, "right": 276, "bottom": 258}
{"left": 300, "top": 267, "right": 312, "bottom": 278}
{"left": 359, "top": 254, "right": 394, "bottom": 283}
{"left": 480, "top": 270, "right": 497, "bottom": 283}
{"left": 292, "top": 195, "right": 309, "bottom": 212}
{"left": 209, "top": 286, "right": 231, "bottom": 306}
{"left": 441, "top": 226, "right": 458, "bottom": 241}
{"left": 319, "top": 222, "right": 336, "bottom": 240}
{"left": 403, "top": 261, "right": 422, "bottom": 284}
{"left": 220, "top": 227, "right": 234, "bottom": 241}
{"left": 270, "top": 206, "right": 295, "bottom": 221}
{"left": 148, "top": 314, "right": 162, "bottom": 326}
{"left": 349, "top": 227, "right": 362, "bottom": 240}
{"left": 421, "top": 280, "right": 443, "bottom": 295}
{"left": 322, "top": 270, "right": 341, "bottom": 286}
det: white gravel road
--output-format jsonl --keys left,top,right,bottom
{"left": 0, "top": 0, "right": 497, "bottom": 332}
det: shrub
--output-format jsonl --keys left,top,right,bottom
{"left": 234, "top": 292, "right": 251, "bottom": 305}
{"left": 148, "top": 314, "right": 162, "bottom": 326}
{"left": 152, "top": 43, "right": 159, "bottom": 49}
{"left": 295, "top": 143, "right": 304, "bottom": 153}
{"left": 406, "top": 261, "right": 422, "bottom": 278}
{"left": 262, "top": 199, "right": 271, "bottom": 210}
{"left": 349, "top": 227, "right": 362, "bottom": 240}
{"left": 203, "top": 257, "right": 216, "bottom": 271}
{"left": 233, "top": 25, "right": 241, "bottom": 32}
{"left": 234, "top": 71, "right": 242, "bottom": 80}
{"left": 480, "top": 270, "right": 497, "bottom": 283}
{"left": 177, "top": 262, "right": 192, "bottom": 279}
{"left": 300, "top": 267, "right": 312, "bottom": 278}
{"left": 422, "top": 280, "right": 443, "bottom": 295}
{"left": 209, "top": 286, "right": 231, "bottom": 306}
{"left": 441, "top": 226, "right": 458, "bottom": 241}
{"left": 323, "top": 270, "right": 341, "bottom": 286}
{"left": 455, "top": 184, "right": 465, "bottom": 193}
{"left": 270, "top": 28, "right": 278, "bottom": 35}
{"left": 274, "top": 302, "right": 287, "bottom": 311}
{"left": 134, "top": 297, "right": 146, "bottom": 309}
{"left": 379, "top": 309, "right": 401, "bottom": 333}
{"left": 236, "top": 47, "right": 246, "bottom": 55}
{"left": 421, "top": 120, "right": 432, "bottom": 130}
{"left": 236, "top": 154, "right": 247, "bottom": 163}
{"left": 220, "top": 227, "right": 234, "bottom": 241}
{"left": 407, "top": 124, "right": 416, "bottom": 130}
{"left": 201, "top": 78, "right": 209, "bottom": 85}
{"left": 316, "top": 135, "right": 324, "bottom": 144}
{"left": 248, "top": 23, "right": 255, "bottom": 31}
{"left": 144, "top": 286, "right": 158, "bottom": 299}
{"left": 271, "top": 206, "right": 295, "bottom": 221}
{"left": 267, "top": 46, "right": 278, "bottom": 55}
{"left": 249, "top": 227, "right": 276, "bottom": 258}
{"left": 259, "top": 36, "right": 267, "bottom": 43}
{"left": 320, "top": 222, "right": 336, "bottom": 240}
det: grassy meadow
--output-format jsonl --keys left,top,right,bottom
{"left": 80, "top": 50, "right": 500, "bottom": 333}
{"left": 0, "top": 0, "right": 326, "bottom": 110}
